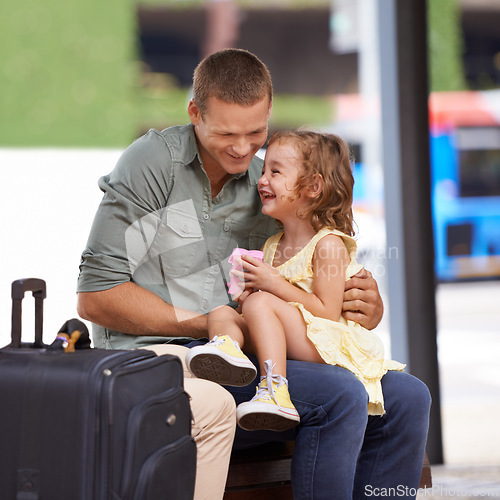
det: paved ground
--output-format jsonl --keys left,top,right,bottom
{"left": 417, "top": 280, "right": 500, "bottom": 498}
{"left": 418, "top": 464, "right": 500, "bottom": 499}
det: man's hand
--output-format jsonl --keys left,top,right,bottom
{"left": 234, "top": 288, "right": 253, "bottom": 307}
{"left": 343, "top": 268, "right": 384, "bottom": 330}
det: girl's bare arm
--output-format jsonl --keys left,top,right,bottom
{"left": 238, "top": 235, "right": 348, "bottom": 321}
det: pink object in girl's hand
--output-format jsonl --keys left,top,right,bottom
{"left": 227, "top": 248, "right": 264, "bottom": 297}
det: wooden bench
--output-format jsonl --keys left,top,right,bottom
{"left": 224, "top": 442, "right": 432, "bottom": 499}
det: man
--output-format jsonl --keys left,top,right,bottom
{"left": 77, "top": 49, "right": 430, "bottom": 499}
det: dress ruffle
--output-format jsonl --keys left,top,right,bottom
{"left": 290, "top": 302, "right": 405, "bottom": 416}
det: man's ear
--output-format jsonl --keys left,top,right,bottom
{"left": 267, "top": 99, "right": 273, "bottom": 120}
{"left": 187, "top": 99, "right": 201, "bottom": 125}
{"left": 307, "top": 174, "right": 324, "bottom": 198}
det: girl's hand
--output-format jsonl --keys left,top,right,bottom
{"left": 231, "top": 255, "right": 284, "bottom": 294}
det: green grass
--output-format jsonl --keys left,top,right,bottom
{"left": 270, "top": 94, "right": 332, "bottom": 129}
{"left": 133, "top": 79, "right": 191, "bottom": 134}
{"left": 1, "top": 0, "right": 136, "bottom": 147}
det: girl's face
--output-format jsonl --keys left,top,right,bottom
{"left": 258, "top": 140, "right": 310, "bottom": 220}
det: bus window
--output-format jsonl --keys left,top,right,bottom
{"left": 457, "top": 127, "right": 500, "bottom": 198}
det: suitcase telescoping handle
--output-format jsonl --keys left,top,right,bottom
{"left": 11, "top": 278, "right": 47, "bottom": 349}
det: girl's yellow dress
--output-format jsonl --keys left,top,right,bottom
{"left": 262, "top": 227, "right": 405, "bottom": 415}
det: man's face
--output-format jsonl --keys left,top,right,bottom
{"left": 188, "top": 96, "right": 271, "bottom": 177}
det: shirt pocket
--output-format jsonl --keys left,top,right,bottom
{"left": 164, "top": 204, "right": 203, "bottom": 241}
{"left": 129, "top": 201, "right": 204, "bottom": 282}
{"left": 157, "top": 202, "right": 204, "bottom": 277}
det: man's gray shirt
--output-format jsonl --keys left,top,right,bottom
{"left": 77, "top": 125, "right": 278, "bottom": 349}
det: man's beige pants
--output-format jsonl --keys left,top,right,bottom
{"left": 144, "top": 344, "right": 236, "bottom": 500}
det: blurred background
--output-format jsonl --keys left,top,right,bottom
{"left": 1, "top": 0, "right": 499, "bottom": 495}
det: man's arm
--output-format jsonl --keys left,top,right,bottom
{"left": 77, "top": 282, "right": 209, "bottom": 338}
{"left": 342, "top": 268, "right": 384, "bottom": 330}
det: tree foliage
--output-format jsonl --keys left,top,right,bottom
{"left": 427, "top": 0, "right": 468, "bottom": 92}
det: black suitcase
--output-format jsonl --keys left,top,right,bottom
{"left": 0, "top": 278, "right": 196, "bottom": 500}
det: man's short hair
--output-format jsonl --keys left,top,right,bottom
{"left": 193, "top": 48, "right": 273, "bottom": 116}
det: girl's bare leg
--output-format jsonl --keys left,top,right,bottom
{"left": 236, "top": 292, "right": 319, "bottom": 431}
{"left": 207, "top": 305, "right": 250, "bottom": 349}
{"left": 187, "top": 305, "right": 257, "bottom": 387}
{"left": 241, "top": 291, "right": 323, "bottom": 376}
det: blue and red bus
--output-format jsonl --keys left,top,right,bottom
{"left": 331, "top": 90, "right": 500, "bottom": 281}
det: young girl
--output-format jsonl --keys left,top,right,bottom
{"left": 186, "top": 130, "right": 405, "bottom": 431}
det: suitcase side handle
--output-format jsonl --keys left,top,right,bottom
{"left": 11, "top": 278, "right": 47, "bottom": 348}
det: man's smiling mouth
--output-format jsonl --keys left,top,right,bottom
{"left": 227, "top": 152, "right": 247, "bottom": 160}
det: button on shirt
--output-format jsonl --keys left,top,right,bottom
{"left": 77, "top": 125, "right": 278, "bottom": 349}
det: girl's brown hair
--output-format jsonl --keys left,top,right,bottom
{"left": 267, "top": 130, "right": 355, "bottom": 236}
